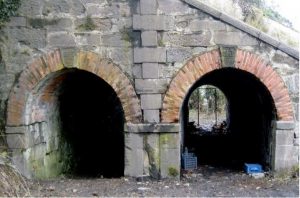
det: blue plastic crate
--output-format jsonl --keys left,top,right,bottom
{"left": 182, "top": 152, "right": 197, "bottom": 170}
{"left": 244, "top": 163, "right": 263, "bottom": 174}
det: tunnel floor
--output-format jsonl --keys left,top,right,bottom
{"left": 57, "top": 69, "right": 125, "bottom": 178}
{"left": 182, "top": 68, "right": 276, "bottom": 171}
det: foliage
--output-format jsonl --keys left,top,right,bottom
{"left": 235, "top": 0, "right": 293, "bottom": 28}
{"left": 0, "top": 0, "right": 21, "bottom": 26}
{"left": 76, "top": 16, "right": 96, "bottom": 31}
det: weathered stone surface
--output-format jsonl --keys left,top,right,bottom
{"left": 189, "top": 19, "right": 226, "bottom": 31}
{"left": 214, "top": 32, "right": 258, "bottom": 46}
{"left": 5, "top": 126, "right": 26, "bottom": 134}
{"left": 141, "top": 31, "right": 157, "bottom": 47}
{"left": 60, "top": 47, "right": 78, "bottom": 68}
{"left": 142, "top": 63, "right": 159, "bottom": 78}
{"left": 133, "top": 64, "right": 142, "bottom": 78}
{"left": 276, "top": 130, "right": 295, "bottom": 146}
{"left": 9, "top": 28, "right": 46, "bottom": 49}
{"left": 141, "top": 94, "right": 162, "bottom": 110}
{"left": 18, "top": 0, "right": 44, "bottom": 16}
{"left": 158, "top": 0, "right": 193, "bottom": 15}
{"left": 133, "top": 15, "right": 173, "bottom": 31}
{"left": 7, "top": 17, "right": 27, "bottom": 27}
{"left": 125, "top": 123, "right": 180, "bottom": 133}
{"left": 135, "top": 79, "right": 168, "bottom": 93}
{"left": 220, "top": 46, "right": 236, "bottom": 67}
{"left": 167, "top": 48, "right": 192, "bottom": 63}
{"left": 48, "top": 33, "right": 76, "bottom": 47}
{"left": 6, "top": 134, "right": 26, "bottom": 149}
{"left": 144, "top": 110, "right": 160, "bottom": 123}
{"left": 144, "top": 134, "right": 160, "bottom": 179}
{"left": 125, "top": 132, "right": 143, "bottom": 149}
{"left": 163, "top": 32, "right": 212, "bottom": 47}
{"left": 274, "top": 145, "right": 298, "bottom": 170}
{"left": 160, "top": 147, "right": 180, "bottom": 178}
{"left": 140, "top": 0, "right": 157, "bottom": 14}
{"left": 43, "top": 0, "right": 70, "bottom": 14}
{"left": 160, "top": 133, "right": 180, "bottom": 149}
{"left": 75, "top": 33, "right": 101, "bottom": 46}
{"left": 276, "top": 121, "right": 295, "bottom": 130}
{"left": 134, "top": 48, "right": 166, "bottom": 63}
{"left": 101, "top": 33, "right": 131, "bottom": 47}
{"left": 75, "top": 17, "right": 112, "bottom": 32}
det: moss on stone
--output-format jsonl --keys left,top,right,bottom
{"left": 168, "top": 166, "right": 179, "bottom": 177}
{"left": 28, "top": 18, "right": 59, "bottom": 29}
{"left": 76, "top": 16, "right": 96, "bottom": 31}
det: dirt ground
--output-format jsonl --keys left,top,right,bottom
{"left": 25, "top": 166, "right": 299, "bottom": 197}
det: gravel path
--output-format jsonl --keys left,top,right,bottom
{"left": 27, "top": 166, "right": 299, "bottom": 197}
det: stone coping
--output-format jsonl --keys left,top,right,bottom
{"left": 183, "top": 0, "right": 299, "bottom": 60}
{"left": 124, "top": 123, "right": 180, "bottom": 133}
{"left": 276, "top": 121, "right": 295, "bottom": 130}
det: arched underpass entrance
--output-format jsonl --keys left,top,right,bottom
{"left": 27, "top": 69, "right": 125, "bottom": 178}
{"left": 181, "top": 68, "right": 276, "bottom": 171}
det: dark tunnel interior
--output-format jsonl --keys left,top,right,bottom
{"left": 182, "top": 68, "right": 276, "bottom": 170}
{"left": 57, "top": 69, "right": 124, "bottom": 178}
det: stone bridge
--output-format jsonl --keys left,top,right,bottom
{"left": 0, "top": 0, "right": 298, "bottom": 179}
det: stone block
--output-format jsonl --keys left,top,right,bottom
{"left": 134, "top": 48, "right": 166, "bottom": 63}
{"left": 140, "top": 0, "right": 157, "bottom": 14}
{"left": 275, "top": 130, "right": 294, "bottom": 146}
{"left": 48, "top": 32, "right": 76, "bottom": 47}
{"left": 18, "top": 0, "right": 44, "bottom": 16}
{"left": 75, "top": 17, "right": 112, "bottom": 32}
{"left": 143, "top": 110, "right": 160, "bottom": 123}
{"left": 276, "top": 121, "right": 295, "bottom": 130}
{"left": 160, "top": 148, "right": 180, "bottom": 178}
{"left": 75, "top": 33, "right": 101, "bottom": 46}
{"left": 7, "top": 17, "right": 26, "bottom": 27}
{"left": 160, "top": 133, "right": 180, "bottom": 149}
{"left": 141, "top": 31, "right": 157, "bottom": 47}
{"left": 6, "top": 134, "right": 26, "bottom": 149}
{"left": 60, "top": 47, "right": 78, "bottom": 68}
{"left": 183, "top": 0, "right": 221, "bottom": 18}
{"left": 133, "top": 15, "right": 173, "bottom": 31}
{"left": 141, "top": 94, "right": 162, "bottom": 110}
{"left": 274, "top": 145, "right": 298, "bottom": 170}
{"left": 11, "top": 151, "right": 31, "bottom": 178}
{"left": 214, "top": 32, "right": 258, "bottom": 46}
{"left": 135, "top": 79, "right": 168, "bottom": 93}
{"left": 125, "top": 132, "right": 143, "bottom": 149}
{"left": 144, "top": 134, "right": 160, "bottom": 178}
{"left": 133, "top": 64, "right": 142, "bottom": 78}
{"left": 124, "top": 148, "right": 144, "bottom": 177}
{"left": 10, "top": 28, "right": 46, "bottom": 49}
{"left": 142, "top": 63, "right": 159, "bottom": 78}
{"left": 5, "top": 126, "right": 26, "bottom": 134}
{"left": 101, "top": 33, "right": 132, "bottom": 47}
{"left": 158, "top": 0, "right": 193, "bottom": 15}
{"left": 167, "top": 48, "right": 192, "bottom": 63}
{"left": 163, "top": 32, "right": 211, "bottom": 47}
{"left": 124, "top": 123, "right": 180, "bottom": 133}
{"left": 189, "top": 19, "right": 226, "bottom": 31}
{"left": 220, "top": 46, "right": 236, "bottom": 67}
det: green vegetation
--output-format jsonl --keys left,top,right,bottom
{"left": 168, "top": 167, "right": 179, "bottom": 177}
{"left": 28, "top": 18, "right": 59, "bottom": 29}
{"left": 76, "top": 16, "right": 96, "bottom": 31}
{"left": 0, "top": 0, "right": 21, "bottom": 26}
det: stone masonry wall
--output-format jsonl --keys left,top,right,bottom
{"left": 0, "top": 0, "right": 298, "bottom": 178}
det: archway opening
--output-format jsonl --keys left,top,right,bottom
{"left": 181, "top": 68, "right": 276, "bottom": 171}
{"left": 27, "top": 69, "right": 125, "bottom": 178}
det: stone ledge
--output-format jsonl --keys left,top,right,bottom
{"left": 124, "top": 123, "right": 180, "bottom": 133}
{"left": 276, "top": 121, "right": 295, "bottom": 130}
{"left": 182, "top": 0, "right": 299, "bottom": 60}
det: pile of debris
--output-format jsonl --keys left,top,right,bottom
{"left": 188, "top": 121, "right": 229, "bottom": 135}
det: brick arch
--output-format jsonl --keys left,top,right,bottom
{"left": 161, "top": 49, "right": 294, "bottom": 123}
{"left": 7, "top": 49, "right": 142, "bottom": 126}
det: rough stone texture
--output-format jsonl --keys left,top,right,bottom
{"left": 135, "top": 79, "right": 169, "bottom": 94}
{"left": 143, "top": 110, "right": 160, "bottom": 123}
{"left": 276, "top": 121, "right": 295, "bottom": 130}
{"left": 141, "top": 31, "right": 158, "bottom": 47}
{"left": 133, "top": 15, "right": 173, "bottom": 31}
{"left": 163, "top": 32, "right": 212, "bottom": 47}
{"left": 140, "top": 0, "right": 157, "bottom": 14}
{"left": 124, "top": 123, "right": 180, "bottom": 133}
{"left": 275, "top": 130, "right": 295, "bottom": 146}
{"left": 48, "top": 33, "right": 76, "bottom": 47}
{"left": 214, "top": 32, "right": 258, "bottom": 46}
{"left": 189, "top": 19, "right": 226, "bottom": 31}
{"left": 274, "top": 145, "right": 298, "bottom": 170}
{"left": 141, "top": 94, "right": 162, "bottom": 110}
{"left": 134, "top": 48, "right": 166, "bottom": 63}
{"left": 142, "top": 63, "right": 159, "bottom": 78}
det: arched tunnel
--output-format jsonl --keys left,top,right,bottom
{"left": 30, "top": 69, "right": 125, "bottom": 178}
{"left": 181, "top": 68, "right": 277, "bottom": 170}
